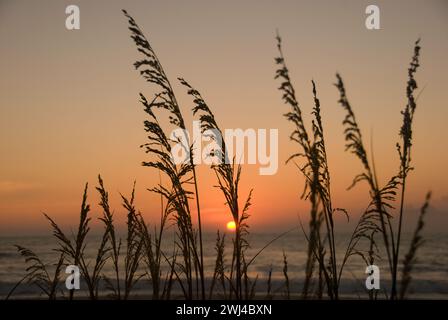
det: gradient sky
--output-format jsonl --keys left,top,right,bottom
{"left": 1, "top": 0, "right": 447, "bottom": 235}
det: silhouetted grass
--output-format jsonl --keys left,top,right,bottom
{"left": 7, "top": 247, "right": 64, "bottom": 300}
{"left": 400, "top": 192, "right": 431, "bottom": 299}
{"left": 275, "top": 33, "right": 339, "bottom": 299}
{"left": 334, "top": 39, "right": 426, "bottom": 300}
{"left": 275, "top": 34, "right": 429, "bottom": 300}
{"left": 8, "top": 12, "right": 432, "bottom": 301}
{"left": 179, "top": 77, "right": 254, "bottom": 300}
{"left": 123, "top": 9, "right": 205, "bottom": 299}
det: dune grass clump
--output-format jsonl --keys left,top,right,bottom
{"left": 275, "top": 33, "right": 340, "bottom": 299}
{"left": 179, "top": 77, "right": 254, "bottom": 300}
{"left": 335, "top": 39, "right": 425, "bottom": 300}
{"left": 123, "top": 9, "right": 205, "bottom": 299}
{"left": 8, "top": 176, "right": 144, "bottom": 300}
{"left": 275, "top": 34, "right": 429, "bottom": 300}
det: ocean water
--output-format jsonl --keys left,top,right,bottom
{"left": 1, "top": 232, "right": 447, "bottom": 299}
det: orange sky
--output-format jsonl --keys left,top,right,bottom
{"left": 1, "top": 0, "right": 448, "bottom": 235}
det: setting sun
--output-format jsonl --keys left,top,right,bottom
{"left": 226, "top": 221, "right": 236, "bottom": 231}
